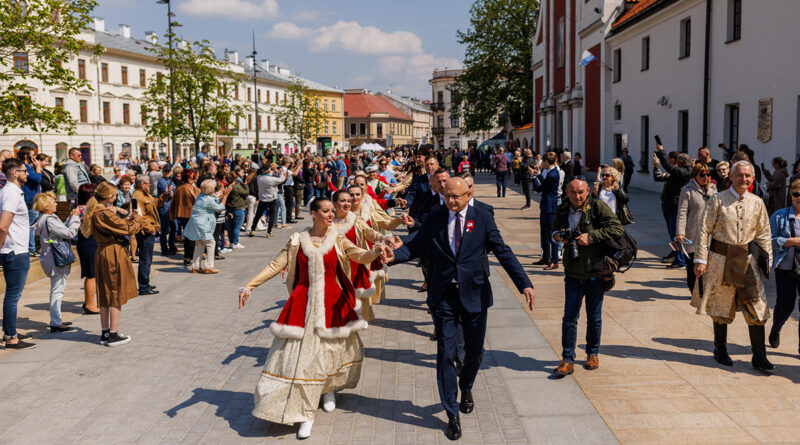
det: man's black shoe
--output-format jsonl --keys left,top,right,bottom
{"left": 532, "top": 258, "right": 549, "bottom": 265}
{"left": 769, "top": 330, "right": 780, "bottom": 348}
{"left": 459, "top": 390, "right": 474, "bottom": 414}
{"left": 138, "top": 289, "right": 159, "bottom": 296}
{"left": 666, "top": 263, "right": 684, "bottom": 269}
{"left": 445, "top": 416, "right": 461, "bottom": 441}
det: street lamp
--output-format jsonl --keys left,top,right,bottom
{"left": 248, "top": 32, "right": 260, "bottom": 151}
{"left": 156, "top": 0, "right": 179, "bottom": 162}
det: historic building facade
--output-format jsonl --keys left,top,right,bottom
{"left": 375, "top": 91, "right": 432, "bottom": 144}
{"left": 343, "top": 90, "right": 415, "bottom": 149}
{"left": 2, "top": 17, "right": 343, "bottom": 169}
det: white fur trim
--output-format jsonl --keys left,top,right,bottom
{"left": 298, "top": 229, "right": 338, "bottom": 339}
{"left": 355, "top": 287, "right": 375, "bottom": 300}
{"left": 332, "top": 212, "right": 356, "bottom": 237}
{"left": 316, "top": 319, "right": 368, "bottom": 339}
{"left": 269, "top": 322, "right": 305, "bottom": 339}
{"left": 369, "top": 267, "right": 387, "bottom": 283}
{"left": 359, "top": 195, "right": 373, "bottom": 220}
{"left": 353, "top": 297, "right": 362, "bottom": 314}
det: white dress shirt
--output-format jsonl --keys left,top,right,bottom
{"left": 0, "top": 183, "right": 30, "bottom": 255}
{"left": 447, "top": 207, "right": 468, "bottom": 256}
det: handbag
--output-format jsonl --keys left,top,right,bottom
{"left": 45, "top": 217, "right": 77, "bottom": 267}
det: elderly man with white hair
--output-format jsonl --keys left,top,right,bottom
{"left": 693, "top": 160, "right": 774, "bottom": 371}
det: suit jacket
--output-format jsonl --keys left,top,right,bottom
{"left": 532, "top": 167, "right": 560, "bottom": 214}
{"left": 392, "top": 205, "right": 532, "bottom": 313}
{"left": 473, "top": 199, "right": 494, "bottom": 215}
{"left": 405, "top": 174, "right": 431, "bottom": 213}
{"left": 410, "top": 191, "right": 444, "bottom": 231}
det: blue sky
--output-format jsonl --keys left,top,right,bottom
{"left": 93, "top": 0, "right": 470, "bottom": 99}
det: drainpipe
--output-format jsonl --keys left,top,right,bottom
{"left": 702, "top": 0, "right": 711, "bottom": 147}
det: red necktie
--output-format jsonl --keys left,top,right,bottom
{"left": 454, "top": 212, "right": 462, "bottom": 254}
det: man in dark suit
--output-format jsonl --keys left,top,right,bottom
{"left": 410, "top": 168, "right": 448, "bottom": 229}
{"left": 391, "top": 177, "right": 535, "bottom": 441}
{"left": 531, "top": 151, "right": 562, "bottom": 270}
{"left": 404, "top": 155, "right": 439, "bottom": 214}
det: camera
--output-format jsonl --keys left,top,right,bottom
{"left": 557, "top": 228, "right": 582, "bottom": 261}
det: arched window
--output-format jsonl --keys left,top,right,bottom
{"left": 79, "top": 142, "right": 91, "bottom": 165}
{"left": 103, "top": 142, "right": 114, "bottom": 167}
{"left": 55, "top": 142, "right": 68, "bottom": 163}
{"left": 14, "top": 140, "right": 37, "bottom": 158}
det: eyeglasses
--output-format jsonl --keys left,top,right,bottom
{"left": 444, "top": 191, "right": 469, "bottom": 200}
{"left": 697, "top": 173, "right": 711, "bottom": 178}
{"left": 16, "top": 169, "right": 27, "bottom": 173}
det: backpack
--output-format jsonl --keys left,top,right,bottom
{"left": 589, "top": 200, "right": 638, "bottom": 275}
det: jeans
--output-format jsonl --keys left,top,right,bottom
{"left": 771, "top": 269, "right": 800, "bottom": 346}
{"left": 561, "top": 276, "right": 605, "bottom": 362}
{"left": 276, "top": 194, "right": 287, "bottom": 225}
{"left": 27, "top": 208, "right": 39, "bottom": 253}
{"left": 227, "top": 208, "right": 245, "bottom": 245}
{"left": 666, "top": 207, "right": 686, "bottom": 266}
{"left": 1, "top": 252, "right": 30, "bottom": 338}
{"left": 135, "top": 233, "right": 156, "bottom": 293}
{"left": 495, "top": 170, "right": 508, "bottom": 197}
{"left": 314, "top": 188, "right": 327, "bottom": 199}
{"left": 158, "top": 206, "right": 177, "bottom": 254}
{"left": 49, "top": 274, "right": 67, "bottom": 326}
{"left": 303, "top": 184, "right": 313, "bottom": 205}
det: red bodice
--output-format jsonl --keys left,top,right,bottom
{"left": 342, "top": 225, "right": 372, "bottom": 290}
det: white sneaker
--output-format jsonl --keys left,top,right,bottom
{"left": 322, "top": 392, "right": 336, "bottom": 412}
{"left": 297, "top": 419, "right": 314, "bottom": 439}
{"left": 232, "top": 243, "right": 245, "bottom": 249}
{"left": 220, "top": 248, "right": 232, "bottom": 254}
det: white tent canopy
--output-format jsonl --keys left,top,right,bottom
{"left": 356, "top": 143, "right": 387, "bottom": 152}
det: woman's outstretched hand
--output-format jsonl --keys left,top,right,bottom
{"left": 238, "top": 287, "right": 251, "bottom": 309}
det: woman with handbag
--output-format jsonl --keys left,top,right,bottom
{"left": 32, "top": 192, "right": 82, "bottom": 332}
{"left": 676, "top": 163, "right": 717, "bottom": 290}
{"left": 592, "top": 166, "right": 633, "bottom": 225}
{"left": 184, "top": 179, "right": 232, "bottom": 274}
{"left": 767, "top": 178, "right": 800, "bottom": 350}
{"left": 83, "top": 182, "right": 143, "bottom": 346}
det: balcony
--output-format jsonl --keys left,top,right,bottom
{"left": 429, "top": 102, "right": 445, "bottom": 112}
{"left": 432, "top": 126, "right": 445, "bottom": 136}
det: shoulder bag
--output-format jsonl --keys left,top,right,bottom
{"left": 45, "top": 217, "right": 77, "bottom": 267}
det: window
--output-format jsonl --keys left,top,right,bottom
{"left": 247, "top": 87, "right": 251, "bottom": 102}
{"left": 265, "top": 90, "right": 270, "bottom": 104}
{"left": 13, "top": 52, "right": 28, "bottom": 73}
{"left": 332, "top": 100, "right": 336, "bottom": 112}
{"left": 141, "top": 107, "right": 147, "bottom": 125}
{"left": 614, "top": 103, "right": 622, "bottom": 121}
{"left": 234, "top": 86, "right": 239, "bottom": 100}
{"left": 640, "top": 115, "right": 650, "bottom": 172}
{"left": 258, "top": 115, "right": 262, "bottom": 132}
{"left": 101, "top": 63, "right": 108, "bottom": 82}
{"left": 121, "top": 66, "right": 128, "bottom": 85}
{"left": 333, "top": 121, "right": 337, "bottom": 135}
{"left": 680, "top": 18, "right": 691, "bottom": 58}
{"left": 556, "top": 17, "right": 565, "bottom": 69}
{"left": 257, "top": 89, "right": 261, "bottom": 103}
{"left": 315, "top": 99, "right": 320, "bottom": 109}
{"left": 678, "top": 110, "right": 689, "bottom": 153}
{"left": 376, "top": 123, "right": 383, "bottom": 137}
{"left": 450, "top": 116, "right": 459, "bottom": 128}
{"left": 437, "top": 91, "right": 443, "bottom": 104}
{"left": 727, "top": 0, "right": 742, "bottom": 42}
{"left": 360, "top": 123, "right": 366, "bottom": 135}
{"left": 350, "top": 123, "right": 356, "bottom": 135}
{"left": 78, "top": 59, "right": 86, "bottom": 79}
{"left": 139, "top": 69, "right": 146, "bottom": 87}
{"left": 641, "top": 37, "right": 650, "bottom": 71}
{"left": 248, "top": 114, "right": 252, "bottom": 130}
{"left": 267, "top": 116, "right": 271, "bottom": 131}
{"left": 122, "top": 103, "right": 130, "bottom": 124}
{"left": 54, "top": 97, "right": 64, "bottom": 109}
{"left": 725, "top": 104, "right": 740, "bottom": 150}
{"left": 102, "top": 101, "right": 110, "bottom": 123}
{"left": 613, "top": 49, "right": 621, "bottom": 82}
{"left": 275, "top": 91, "right": 279, "bottom": 103}
{"left": 324, "top": 120, "right": 329, "bottom": 134}
{"left": 324, "top": 99, "right": 328, "bottom": 111}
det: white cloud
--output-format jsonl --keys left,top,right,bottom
{"left": 178, "top": 0, "right": 279, "bottom": 20}
{"left": 269, "top": 20, "right": 423, "bottom": 55}
{"left": 291, "top": 9, "right": 331, "bottom": 22}
{"left": 372, "top": 54, "right": 462, "bottom": 98}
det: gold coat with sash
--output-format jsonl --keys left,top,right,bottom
{"left": 332, "top": 211, "right": 385, "bottom": 321}
{"left": 692, "top": 189, "right": 773, "bottom": 323}
{"left": 358, "top": 194, "right": 403, "bottom": 304}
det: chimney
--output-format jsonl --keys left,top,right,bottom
{"left": 225, "top": 49, "right": 239, "bottom": 65}
{"left": 119, "top": 24, "right": 130, "bottom": 38}
{"left": 246, "top": 57, "right": 254, "bottom": 69}
{"left": 93, "top": 17, "right": 105, "bottom": 32}
{"left": 259, "top": 59, "right": 269, "bottom": 72}
{"left": 277, "top": 66, "right": 290, "bottom": 75}
{"left": 387, "top": 89, "right": 392, "bottom": 95}
{"left": 145, "top": 31, "right": 158, "bottom": 44}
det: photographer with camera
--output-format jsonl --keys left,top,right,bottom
{"left": 551, "top": 176, "right": 624, "bottom": 376}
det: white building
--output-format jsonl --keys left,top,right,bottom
{"left": 2, "top": 17, "right": 342, "bottom": 169}
{"left": 375, "top": 91, "right": 432, "bottom": 144}
{"left": 607, "top": 0, "right": 800, "bottom": 191}
{"left": 429, "top": 69, "right": 501, "bottom": 150}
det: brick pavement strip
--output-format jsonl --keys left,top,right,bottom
{"left": 11, "top": 174, "right": 799, "bottom": 443}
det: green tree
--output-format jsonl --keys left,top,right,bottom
{"left": 142, "top": 39, "right": 245, "bottom": 156}
{"left": 272, "top": 77, "right": 327, "bottom": 149}
{"left": 0, "top": 0, "right": 102, "bottom": 134}
{"left": 450, "top": 0, "right": 538, "bottom": 133}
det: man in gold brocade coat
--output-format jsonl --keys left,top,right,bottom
{"left": 693, "top": 161, "right": 774, "bottom": 371}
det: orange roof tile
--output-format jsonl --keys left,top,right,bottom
{"left": 343, "top": 92, "right": 412, "bottom": 121}
{"left": 611, "top": 0, "right": 673, "bottom": 31}
{"left": 514, "top": 123, "right": 534, "bottom": 131}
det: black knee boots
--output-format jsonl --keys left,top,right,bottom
{"left": 749, "top": 325, "right": 775, "bottom": 371}
{"left": 713, "top": 322, "right": 733, "bottom": 366}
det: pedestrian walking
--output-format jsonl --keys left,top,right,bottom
{"left": 32, "top": 192, "right": 81, "bottom": 332}
{"left": 592, "top": 166, "right": 633, "bottom": 225}
{"left": 767, "top": 178, "right": 800, "bottom": 351}
{"left": 184, "top": 179, "right": 231, "bottom": 274}
{"left": 676, "top": 163, "right": 717, "bottom": 291}
{"left": 493, "top": 147, "right": 509, "bottom": 197}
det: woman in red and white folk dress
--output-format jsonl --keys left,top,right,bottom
{"left": 331, "top": 190, "right": 399, "bottom": 322}
{"left": 237, "top": 198, "right": 393, "bottom": 439}
{"left": 347, "top": 183, "right": 407, "bottom": 304}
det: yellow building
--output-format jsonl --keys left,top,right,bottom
{"left": 309, "top": 88, "right": 346, "bottom": 153}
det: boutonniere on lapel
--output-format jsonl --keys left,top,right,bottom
{"left": 465, "top": 220, "right": 475, "bottom": 233}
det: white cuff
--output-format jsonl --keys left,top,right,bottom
{"left": 693, "top": 259, "right": 707, "bottom": 265}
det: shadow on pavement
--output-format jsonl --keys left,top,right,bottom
{"left": 164, "top": 388, "right": 271, "bottom": 437}
{"left": 221, "top": 345, "right": 269, "bottom": 367}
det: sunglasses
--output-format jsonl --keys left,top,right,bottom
{"left": 697, "top": 173, "right": 711, "bottom": 178}
{"left": 793, "top": 192, "right": 800, "bottom": 198}
{"left": 601, "top": 174, "right": 612, "bottom": 178}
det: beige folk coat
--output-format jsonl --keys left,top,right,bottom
{"left": 676, "top": 179, "right": 717, "bottom": 254}
{"left": 691, "top": 189, "right": 772, "bottom": 320}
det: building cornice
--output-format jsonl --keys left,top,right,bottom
{"left": 578, "top": 18, "right": 604, "bottom": 40}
